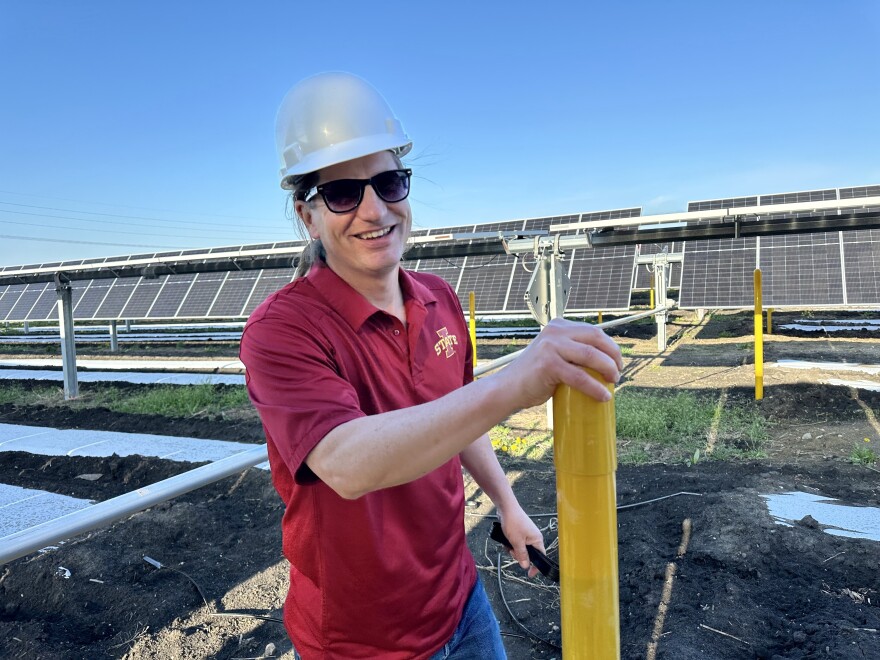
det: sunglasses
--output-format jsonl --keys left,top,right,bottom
{"left": 303, "top": 169, "right": 413, "bottom": 214}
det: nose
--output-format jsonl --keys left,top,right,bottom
{"left": 357, "top": 182, "right": 386, "bottom": 220}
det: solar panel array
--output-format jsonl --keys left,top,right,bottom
{"left": 0, "top": 209, "right": 641, "bottom": 322}
{"left": 3, "top": 183, "right": 879, "bottom": 321}
{"left": 679, "top": 185, "right": 880, "bottom": 308}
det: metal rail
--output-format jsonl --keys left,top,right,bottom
{"left": 1, "top": 305, "right": 668, "bottom": 565}
{"left": 0, "top": 445, "right": 268, "bottom": 565}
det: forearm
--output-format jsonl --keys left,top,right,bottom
{"left": 459, "top": 434, "right": 519, "bottom": 514}
{"left": 307, "top": 318, "right": 623, "bottom": 500}
{"left": 307, "top": 371, "right": 519, "bottom": 499}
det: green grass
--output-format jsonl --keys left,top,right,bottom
{"left": 0, "top": 383, "right": 52, "bottom": 405}
{"left": 849, "top": 443, "right": 877, "bottom": 466}
{"left": 94, "top": 383, "right": 250, "bottom": 417}
{"left": 615, "top": 389, "right": 769, "bottom": 464}
{"left": 0, "top": 381, "right": 251, "bottom": 418}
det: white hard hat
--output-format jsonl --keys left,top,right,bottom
{"left": 275, "top": 72, "right": 412, "bottom": 190}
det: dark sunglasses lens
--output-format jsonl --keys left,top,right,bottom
{"left": 322, "top": 180, "right": 362, "bottom": 212}
{"left": 374, "top": 170, "right": 410, "bottom": 203}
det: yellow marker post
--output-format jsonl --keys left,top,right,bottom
{"left": 754, "top": 270, "right": 764, "bottom": 400}
{"left": 766, "top": 308, "right": 773, "bottom": 335}
{"left": 553, "top": 372, "right": 619, "bottom": 659}
{"left": 650, "top": 273, "right": 655, "bottom": 309}
{"left": 468, "top": 291, "right": 477, "bottom": 370}
{"left": 597, "top": 311, "right": 603, "bottom": 325}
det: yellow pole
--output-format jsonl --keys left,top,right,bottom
{"left": 597, "top": 311, "right": 603, "bottom": 325}
{"left": 468, "top": 291, "right": 477, "bottom": 370}
{"left": 650, "top": 273, "right": 655, "bottom": 309}
{"left": 766, "top": 308, "right": 773, "bottom": 335}
{"left": 754, "top": 270, "right": 763, "bottom": 400}
{"left": 553, "top": 371, "right": 619, "bottom": 659}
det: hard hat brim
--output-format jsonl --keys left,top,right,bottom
{"left": 280, "top": 136, "right": 412, "bottom": 190}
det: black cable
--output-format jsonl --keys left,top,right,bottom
{"left": 495, "top": 553, "right": 561, "bottom": 650}
{"left": 143, "top": 555, "right": 284, "bottom": 625}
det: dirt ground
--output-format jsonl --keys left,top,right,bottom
{"left": 1, "top": 309, "right": 879, "bottom": 659}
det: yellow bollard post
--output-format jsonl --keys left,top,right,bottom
{"left": 766, "top": 308, "right": 773, "bottom": 335}
{"left": 650, "top": 273, "right": 655, "bottom": 309}
{"left": 553, "top": 371, "right": 619, "bottom": 659}
{"left": 597, "top": 311, "right": 603, "bottom": 325}
{"left": 754, "top": 270, "right": 763, "bottom": 400}
{"left": 468, "top": 291, "right": 477, "bottom": 370}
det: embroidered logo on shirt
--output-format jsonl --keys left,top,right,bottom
{"left": 434, "top": 327, "right": 459, "bottom": 358}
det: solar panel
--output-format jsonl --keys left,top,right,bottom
{"left": 679, "top": 237, "right": 759, "bottom": 308}
{"left": 6, "top": 283, "right": 47, "bottom": 320}
{"left": 94, "top": 279, "right": 138, "bottom": 319}
{"left": 120, "top": 278, "right": 164, "bottom": 318}
{"left": 241, "top": 269, "right": 295, "bottom": 316}
{"left": 147, "top": 274, "right": 194, "bottom": 318}
{"left": 760, "top": 189, "right": 837, "bottom": 205}
{"left": 208, "top": 270, "right": 261, "bottom": 317}
{"left": 26, "top": 284, "right": 58, "bottom": 320}
{"left": 842, "top": 229, "right": 880, "bottom": 304}
{"left": 840, "top": 185, "right": 880, "bottom": 199}
{"left": 688, "top": 196, "right": 758, "bottom": 212}
{"left": 566, "top": 243, "right": 637, "bottom": 312}
{"left": 0, "top": 284, "right": 26, "bottom": 321}
{"left": 454, "top": 221, "right": 523, "bottom": 312}
{"left": 175, "top": 272, "right": 226, "bottom": 317}
{"left": 760, "top": 233, "right": 844, "bottom": 306}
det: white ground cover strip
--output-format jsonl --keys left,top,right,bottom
{"left": 771, "top": 360, "right": 880, "bottom": 376}
{"left": 0, "top": 358, "right": 244, "bottom": 372}
{"left": 0, "top": 368, "right": 244, "bottom": 385}
{"left": 0, "top": 484, "right": 92, "bottom": 539}
{"left": 822, "top": 378, "right": 880, "bottom": 392}
{"left": 762, "top": 491, "right": 880, "bottom": 542}
{"left": 0, "top": 423, "right": 268, "bottom": 466}
{"left": 779, "top": 323, "right": 880, "bottom": 332}
{"left": 0, "top": 424, "right": 269, "bottom": 541}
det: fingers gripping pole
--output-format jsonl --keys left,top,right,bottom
{"left": 553, "top": 371, "right": 620, "bottom": 659}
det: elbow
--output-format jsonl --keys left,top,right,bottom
{"left": 307, "top": 460, "right": 373, "bottom": 500}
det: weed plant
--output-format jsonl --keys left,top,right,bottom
{"left": 849, "top": 442, "right": 877, "bottom": 466}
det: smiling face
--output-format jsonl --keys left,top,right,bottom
{"left": 295, "top": 151, "right": 412, "bottom": 291}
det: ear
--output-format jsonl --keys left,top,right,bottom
{"left": 295, "top": 199, "right": 322, "bottom": 241}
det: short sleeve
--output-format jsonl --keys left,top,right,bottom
{"left": 240, "top": 311, "right": 365, "bottom": 483}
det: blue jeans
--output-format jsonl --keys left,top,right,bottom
{"left": 428, "top": 578, "right": 506, "bottom": 659}
{"left": 292, "top": 578, "right": 506, "bottom": 659}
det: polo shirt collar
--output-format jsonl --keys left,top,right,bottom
{"left": 307, "top": 261, "right": 437, "bottom": 331}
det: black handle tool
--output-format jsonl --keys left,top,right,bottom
{"left": 490, "top": 521, "right": 560, "bottom": 582}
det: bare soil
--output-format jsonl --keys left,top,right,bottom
{"left": 1, "top": 309, "right": 879, "bottom": 659}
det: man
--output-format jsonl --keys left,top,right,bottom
{"left": 240, "top": 71, "right": 622, "bottom": 659}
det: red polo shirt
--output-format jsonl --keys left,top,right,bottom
{"left": 240, "top": 261, "right": 477, "bottom": 659}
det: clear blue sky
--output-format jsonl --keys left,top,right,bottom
{"left": 2, "top": 1, "right": 878, "bottom": 266}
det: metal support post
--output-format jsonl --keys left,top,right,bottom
{"left": 554, "top": 371, "right": 620, "bottom": 659}
{"left": 54, "top": 276, "right": 79, "bottom": 400}
{"left": 754, "top": 270, "right": 764, "bottom": 400}
{"left": 654, "top": 261, "right": 669, "bottom": 352}
{"left": 524, "top": 236, "right": 571, "bottom": 428}
{"left": 109, "top": 320, "right": 119, "bottom": 353}
{"left": 468, "top": 291, "right": 477, "bottom": 369}
{"left": 22, "top": 321, "right": 30, "bottom": 334}
{"left": 125, "top": 319, "right": 132, "bottom": 332}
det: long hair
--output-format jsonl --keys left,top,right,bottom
{"left": 287, "top": 171, "right": 323, "bottom": 278}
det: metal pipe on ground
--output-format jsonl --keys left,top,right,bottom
{"left": 0, "top": 445, "right": 268, "bottom": 565}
